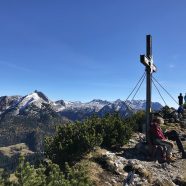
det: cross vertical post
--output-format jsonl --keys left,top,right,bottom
{"left": 140, "top": 35, "right": 157, "bottom": 143}
{"left": 146, "top": 35, "right": 152, "bottom": 142}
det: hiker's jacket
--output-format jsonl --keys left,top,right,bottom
{"left": 150, "top": 123, "right": 166, "bottom": 140}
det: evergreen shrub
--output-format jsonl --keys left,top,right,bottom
{"left": 45, "top": 112, "right": 136, "bottom": 165}
{"left": 0, "top": 157, "right": 92, "bottom": 186}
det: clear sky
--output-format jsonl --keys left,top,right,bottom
{"left": 0, "top": 0, "right": 186, "bottom": 108}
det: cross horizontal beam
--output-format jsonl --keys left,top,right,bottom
{"left": 140, "top": 55, "right": 150, "bottom": 67}
{"left": 140, "top": 55, "right": 157, "bottom": 72}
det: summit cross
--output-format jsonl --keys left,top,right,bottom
{"left": 140, "top": 35, "right": 157, "bottom": 142}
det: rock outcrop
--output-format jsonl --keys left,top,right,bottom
{"left": 84, "top": 123, "right": 186, "bottom": 186}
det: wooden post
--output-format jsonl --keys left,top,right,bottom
{"left": 140, "top": 35, "right": 157, "bottom": 142}
{"left": 146, "top": 35, "right": 152, "bottom": 142}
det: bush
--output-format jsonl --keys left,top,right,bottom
{"left": 160, "top": 105, "right": 171, "bottom": 118}
{"left": 1, "top": 156, "right": 92, "bottom": 186}
{"left": 45, "top": 120, "right": 103, "bottom": 166}
{"left": 0, "top": 169, "right": 6, "bottom": 186}
{"left": 45, "top": 113, "right": 135, "bottom": 166}
{"left": 98, "top": 113, "right": 134, "bottom": 148}
{"left": 130, "top": 111, "right": 146, "bottom": 132}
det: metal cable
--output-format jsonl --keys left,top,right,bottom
{"left": 127, "top": 73, "right": 146, "bottom": 109}
{"left": 131, "top": 73, "right": 146, "bottom": 101}
{"left": 124, "top": 72, "right": 146, "bottom": 111}
{"left": 152, "top": 78, "right": 167, "bottom": 106}
{"left": 125, "top": 72, "right": 146, "bottom": 102}
{"left": 152, "top": 76, "right": 179, "bottom": 105}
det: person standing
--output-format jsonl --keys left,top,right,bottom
{"left": 178, "top": 93, "right": 183, "bottom": 106}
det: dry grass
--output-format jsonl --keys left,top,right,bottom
{"left": 79, "top": 148, "right": 123, "bottom": 186}
{"left": 0, "top": 143, "right": 33, "bottom": 157}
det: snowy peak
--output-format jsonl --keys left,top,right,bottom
{"left": 55, "top": 100, "right": 66, "bottom": 107}
{"left": 0, "top": 91, "right": 52, "bottom": 116}
{"left": 125, "top": 100, "right": 162, "bottom": 111}
{"left": 113, "top": 99, "right": 122, "bottom": 104}
{"left": 60, "top": 99, "right": 110, "bottom": 112}
{"left": 89, "top": 99, "right": 110, "bottom": 105}
{"left": 17, "top": 91, "right": 51, "bottom": 111}
{"left": 125, "top": 100, "right": 146, "bottom": 110}
{"left": 86, "top": 99, "right": 111, "bottom": 112}
{"left": 34, "top": 90, "right": 50, "bottom": 103}
{"left": 65, "top": 101, "right": 82, "bottom": 107}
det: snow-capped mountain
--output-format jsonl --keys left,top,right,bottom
{"left": 18, "top": 91, "right": 50, "bottom": 110}
{"left": 56, "top": 98, "right": 163, "bottom": 121}
{"left": 0, "top": 90, "right": 52, "bottom": 116}
{"left": 0, "top": 91, "right": 163, "bottom": 121}
{"left": 63, "top": 99, "right": 110, "bottom": 112}
{"left": 125, "top": 100, "right": 163, "bottom": 111}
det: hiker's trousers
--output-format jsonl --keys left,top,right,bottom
{"left": 165, "top": 130, "right": 185, "bottom": 154}
{"left": 155, "top": 139, "right": 173, "bottom": 157}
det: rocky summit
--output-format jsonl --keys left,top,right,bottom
{"left": 81, "top": 123, "right": 186, "bottom": 186}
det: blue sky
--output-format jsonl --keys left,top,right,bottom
{"left": 0, "top": 0, "right": 186, "bottom": 108}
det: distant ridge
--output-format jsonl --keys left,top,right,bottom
{"left": 0, "top": 90, "right": 163, "bottom": 121}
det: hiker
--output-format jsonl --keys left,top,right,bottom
{"left": 184, "top": 93, "right": 186, "bottom": 104}
{"left": 150, "top": 116, "right": 186, "bottom": 161}
{"left": 178, "top": 93, "right": 183, "bottom": 106}
{"left": 150, "top": 117, "right": 174, "bottom": 162}
{"left": 177, "top": 105, "right": 184, "bottom": 119}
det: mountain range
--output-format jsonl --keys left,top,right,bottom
{"left": 0, "top": 90, "right": 162, "bottom": 121}
{"left": 0, "top": 90, "right": 162, "bottom": 151}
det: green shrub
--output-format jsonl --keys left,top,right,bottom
{"left": 130, "top": 111, "right": 146, "bottom": 132}
{"left": 45, "top": 119, "right": 103, "bottom": 166}
{"left": 98, "top": 113, "right": 134, "bottom": 148}
{"left": 1, "top": 157, "right": 92, "bottom": 186}
{"left": 45, "top": 113, "right": 135, "bottom": 166}
{"left": 64, "top": 162, "right": 92, "bottom": 186}
{"left": 160, "top": 105, "right": 171, "bottom": 118}
{"left": 0, "top": 169, "right": 5, "bottom": 186}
